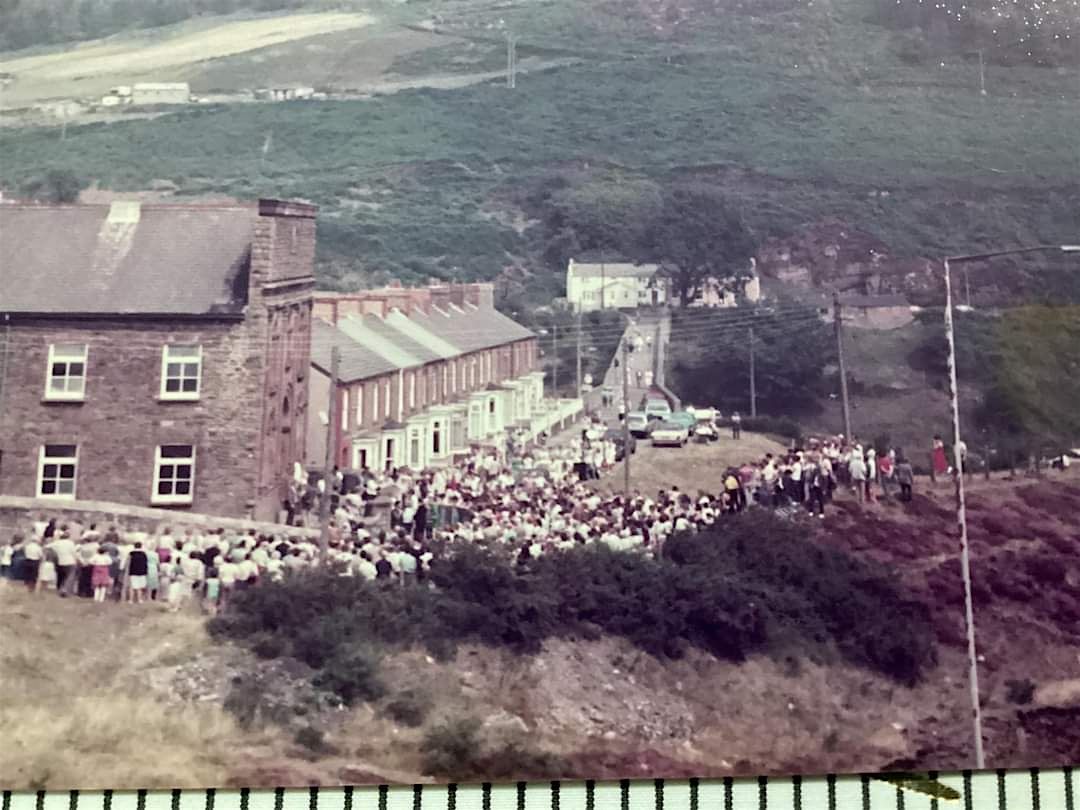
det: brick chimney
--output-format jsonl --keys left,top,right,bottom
{"left": 429, "top": 285, "right": 453, "bottom": 311}
{"left": 463, "top": 282, "right": 494, "bottom": 309}
{"left": 253, "top": 198, "right": 318, "bottom": 286}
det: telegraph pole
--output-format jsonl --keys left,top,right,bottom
{"left": 833, "top": 291, "right": 853, "bottom": 440}
{"left": 575, "top": 311, "right": 583, "bottom": 396}
{"left": 600, "top": 250, "right": 606, "bottom": 311}
{"left": 749, "top": 326, "right": 757, "bottom": 418}
{"left": 978, "top": 49, "right": 987, "bottom": 97}
{"left": 506, "top": 32, "right": 517, "bottom": 89}
{"left": 622, "top": 338, "right": 630, "bottom": 496}
{"left": 319, "top": 345, "right": 340, "bottom": 566}
{"left": 551, "top": 323, "right": 558, "bottom": 396}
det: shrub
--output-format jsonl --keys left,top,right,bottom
{"left": 384, "top": 689, "right": 433, "bottom": 728}
{"left": 312, "top": 646, "right": 385, "bottom": 706}
{"left": 1006, "top": 679, "right": 1036, "bottom": 705}
{"left": 215, "top": 511, "right": 936, "bottom": 685}
{"left": 420, "top": 717, "right": 483, "bottom": 778}
{"left": 294, "top": 725, "right": 336, "bottom": 757}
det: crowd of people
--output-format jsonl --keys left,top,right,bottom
{"left": 1, "top": 418, "right": 924, "bottom": 608}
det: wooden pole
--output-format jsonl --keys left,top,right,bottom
{"left": 319, "top": 345, "right": 340, "bottom": 566}
{"left": 833, "top": 291, "right": 852, "bottom": 440}
{"left": 749, "top": 326, "right": 757, "bottom": 419}
{"left": 622, "top": 338, "right": 630, "bottom": 496}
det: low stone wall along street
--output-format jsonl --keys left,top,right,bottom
{"left": 0, "top": 495, "right": 320, "bottom": 539}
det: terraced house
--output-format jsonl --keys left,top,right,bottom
{"left": 0, "top": 198, "right": 317, "bottom": 521}
{"left": 308, "top": 284, "right": 553, "bottom": 472}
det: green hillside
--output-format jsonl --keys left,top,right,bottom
{"left": 1, "top": 0, "right": 1078, "bottom": 302}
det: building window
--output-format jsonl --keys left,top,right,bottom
{"left": 471, "top": 359, "right": 477, "bottom": 388}
{"left": 152, "top": 445, "right": 195, "bottom": 505}
{"left": 409, "top": 373, "right": 416, "bottom": 409}
{"left": 447, "top": 363, "right": 454, "bottom": 395}
{"left": 432, "top": 420, "right": 442, "bottom": 455}
{"left": 45, "top": 344, "right": 88, "bottom": 401}
{"left": 38, "top": 444, "right": 78, "bottom": 499}
{"left": 341, "top": 388, "right": 350, "bottom": 430}
{"left": 488, "top": 397, "right": 497, "bottom": 430}
{"left": 356, "top": 386, "right": 364, "bottom": 428}
{"left": 160, "top": 345, "right": 202, "bottom": 400}
{"left": 383, "top": 379, "right": 391, "bottom": 419}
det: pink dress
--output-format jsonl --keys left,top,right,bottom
{"left": 91, "top": 564, "right": 112, "bottom": 588}
{"left": 932, "top": 445, "right": 949, "bottom": 476}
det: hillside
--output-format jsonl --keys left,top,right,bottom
{"left": 0, "top": 0, "right": 1077, "bottom": 302}
{"left": 3, "top": 469, "right": 1079, "bottom": 788}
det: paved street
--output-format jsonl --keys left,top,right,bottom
{"left": 593, "top": 308, "right": 671, "bottom": 423}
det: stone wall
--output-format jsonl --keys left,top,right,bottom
{"left": 0, "top": 494, "right": 319, "bottom": 539}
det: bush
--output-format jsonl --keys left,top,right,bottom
{"left": 214, "top": 512, "right": 936, "bottom": 685}
{"left": 311, "top": 646, "right": 385, "bottom": 705}
{"left": 294, "top": 725, "right": 336, "bottom": 757}
{"left": 384, "top": 689, "right": 433, "bottom": 728}
{"left": 418, "top": 718, "right": 569, "bottom": 780}
{"left": 420, "top": 717, "right": 483, "bottom": 778}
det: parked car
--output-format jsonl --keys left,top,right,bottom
{"left": 667, "top": 411, "right": 697, "bottom": 430}
{"left": 644, "top": 399, "right": 672, "bottom": 421}
{"left": 626, "top": 411, "right": 653, "bottom": 438}
{"left": 605, "top": 427, "right": 637, "bottom": 460}
{"left": 651, "top": 420, "right": 690, "bottom": 447}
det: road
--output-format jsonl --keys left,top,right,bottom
{"left": 592, "top": 308, "right": 671, "bottom": 423}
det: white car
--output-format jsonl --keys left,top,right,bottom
{"left": 651, "top": 421, "right": 690, "bottom": 447}
{"left": 644, "top": 399, "right": 672, "bottom": 420}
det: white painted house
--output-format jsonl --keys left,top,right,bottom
{"left": 565, "top": 260, "right": 665, "bottom": 312}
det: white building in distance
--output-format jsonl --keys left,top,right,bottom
{"left": 566, "top": 258, "right": 760, "bottom": 312}
{"left": 565, "top": 260, "right": 665, "bottom": 312}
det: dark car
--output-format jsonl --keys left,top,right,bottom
{"left": 605, "top": 427, "right": 637, "bottom": 460}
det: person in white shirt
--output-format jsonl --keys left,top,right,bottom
{"left": 48, "top": 534, "right": 78, "bottom": 597}
{"left": 218, "top": 559, "right": 239, "bottom": 598}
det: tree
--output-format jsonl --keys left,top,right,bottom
{"left": 19, "top": 168, "right": 87, "bottom": 203}
{"left": 981, "top": 305, "right": 1080, "bottom": 453}
{"left": 634, "top": 183, "right": 757, "bottom": 306}
{"left": 668, "top": 303, "right": 832, "bottom": 415}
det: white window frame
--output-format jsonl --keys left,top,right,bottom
{"left": 383, "top": 379, "right": 391, "bottom": 418}
{"left": 152, "top": 445, "right": 196, "bottom": 506}
{"left": 159, "top": 345, "right": 203, "bottom": 401}
{"left": 37, "top": 444, "right": 78, "bottom": 499}
{"left": 409, "top": 373, "right": 416, "bottom": 409}
{"left": 342, "top": 387, "right": 350, "bottom": 430}
{"left": 355, "top": 385, "right": 364, "bottom": 428}
{"left": 44, "top": 343, "right": 88, "bottom": 401}
{"left": 450, "top": 362, "right": 456, "bottom": 394}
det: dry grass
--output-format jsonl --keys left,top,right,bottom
{"left": 590, "top": 431, "right": 788, "bottom": 496}
{"left": 0, "top": 587, "right": 240, "bottom": 789}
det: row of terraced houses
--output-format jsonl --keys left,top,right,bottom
{"left": 0, "top": 198, "right": 577, "bottom": 522}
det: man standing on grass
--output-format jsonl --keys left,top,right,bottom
{"left": 849, "top": 447, "right": 868, "bottom": 504}
{"left": 127, "top": 541, "right": 149, "bottom": 604}
{"left": 896, "top": 454, "right": 915, "bottom": 502}
{"left": 48, "top": 531, "right": 78, "bottom": 598}
{"left": 731, "top": 412, "right": 742, "bottom": 440}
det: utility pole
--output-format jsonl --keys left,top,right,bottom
{"left": 943, "top": 258, "right": 985, "bottom": 769}
{"left": 978, "top": 49, "right": 987, "bottom": 97}
{"left": 551, "top": 323, "right": 558, "bottom": 396}
{"left": 749, "top": 326, "right": 757, "bottom": 418}
{"left": 622, "top": 338, "right": 630, "bottom": 496}
{"left": 319, "top": 345, "right": 340, "bottom": 566}
{"left": 600, "top": 250, "right": 606, "bottom": 311}
{"left": 964, "top": 267, "right": 972, "bottom": 308}
{"left": 575, "top": 310, "right": 583, "bottom": 396}
{"left": 833, "top": 291, "right": 853, "bottom": 441}
{"left": 505, "top": 32, "right": 517, "bottom": 89}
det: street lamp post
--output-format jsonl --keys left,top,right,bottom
{"left": 943, "top": 243, "right": 1079, "bottom": 769}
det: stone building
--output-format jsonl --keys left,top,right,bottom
{"left": 0, "top": 197, "right": 317, "bottom": 521}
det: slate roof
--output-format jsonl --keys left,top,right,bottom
{"left": 569, "top": 261, "right": 659, "bottom": 279}
{"left": 311, "top": 318, "right": 399, "bottom": 382}
{"left": 412, "top": 303, "right": 535, "bottom": 353}
{"left": 0, "top": 202, "right": 257, "bottom": 316}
